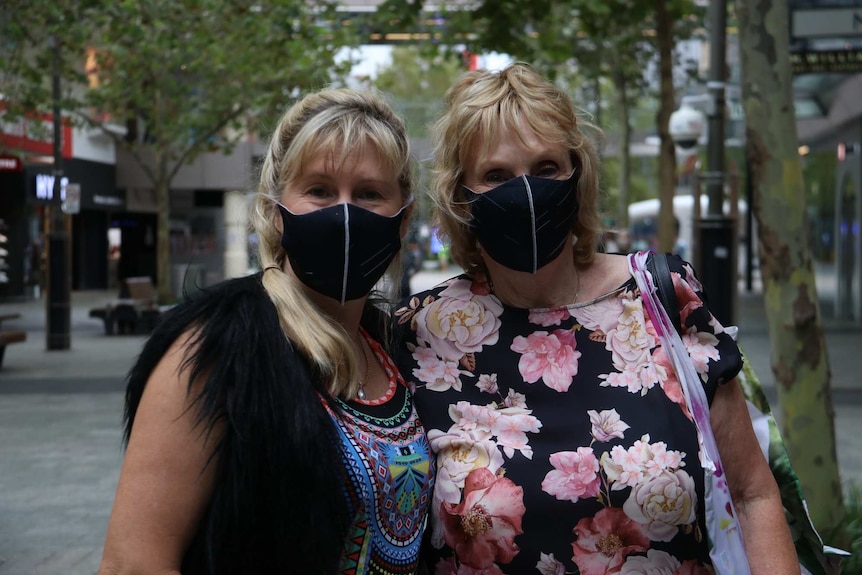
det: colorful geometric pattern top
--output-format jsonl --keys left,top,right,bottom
{"left": 326, "top": 330, "right": 435, "bottom": 575}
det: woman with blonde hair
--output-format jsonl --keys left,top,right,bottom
{"left": 395, "top": 63, "right": 797, "bottom": 574}
{"left": 99, "top": 88, "right": 434, "bottom": 575}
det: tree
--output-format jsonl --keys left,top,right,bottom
{"left": 372, "top": 46, "right": 465, "bottom": 139}
{"left": 372, "top": 46, "right": 465, "bottom": 226}
{"left": 735, "top": 0, "right": 844, "bottom": 537}
{"left": 1, "top": 0, "right": 355, "bottom": 301}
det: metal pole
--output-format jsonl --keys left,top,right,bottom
{"left": 46, "top": 35, "right": 70, "bottom": 350}
{"left": 745, "top": 143, "right": 754, "bottom": 292}
{"left": 698, "top": 0, "right": 736, "bottom": 326}
{"left": 706, "top": 0, "right": 726, "bottom": 217}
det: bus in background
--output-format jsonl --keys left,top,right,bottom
{"left": 627, "top": 195, "right": 755, "bottom": 275}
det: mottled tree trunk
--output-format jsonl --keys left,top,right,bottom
{"left": 655, "top": 0, "right": 677, "bottom": 253}
{"left": 613, "top": 59, "right": 632, "bottom": 230}
{"left": 155, "top": 175, "right": 172, "bottom": 304}
{"left": 735, "top": 0, "right": 845, "bottom": 535}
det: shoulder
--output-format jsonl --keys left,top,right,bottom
{"left": 127, "top": 274, "right": 277, "bottom": 407}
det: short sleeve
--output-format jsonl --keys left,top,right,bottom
{"left": 665, "top": 254, "right": 744, "bottom": 404}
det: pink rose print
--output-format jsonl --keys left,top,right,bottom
{"left": 681, "top": 328, "right": 720, "bottom": 378}
{"left": 476, "top": 374, "right": 499, "bottom": 394}
{"left": 650, "top": 346, "right": 688, "bottom": 413}
{"left": 571, "top": 295, "right": 624, "bottom": 335}
{"left": 433, "top": 557, "right": 506, "bottom": 575}
{"left": 571, "top": 507, "right": 649, "bottom": 575}
{"left": 673, "top": 270, "right": 705, "bottom": 328}
{"left": 502, "top": 389, "right": 527, "bottom": 409}
{"left": 542, "top": 447, "right": 601, "bottom": 503}
{"left": 605, "top": 298, "right": 656, "bottom": 371}
{"left": 528, "top": 307, "right": 571, "bottom": 327}
{"left": 490, "top": 405, "right": 542, "bottom": 460}
{"left": 441, "top": 468, "right": 526, "bottom": 569}
{"left": 620, "top": 548, "right": 680, "bottom": 574}
{"left": 536, "top": 552, "right": 566, "bottom": 575}
{"left": 620, "top": 549, "right": 713, "bottom": 575}
{"left": 410, "top": 344, "right": 473, "bottom": 392}
{"left": 435, "top": 557, "right": 459, "bottom": 575}
{"left": 414, "top": 279, "right": 503, "bottom": 361}
{"left": 510, "top": 329, "right": 581, "bottom": 392}
{"left": 623, "top": 470, "right": 697, "bottom": 542}
{"left": 588, "top": 409, "right": 631, "bottom": 443}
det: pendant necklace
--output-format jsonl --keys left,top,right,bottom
{"left": 356, "top": 336, "right": 371, "bottom": 400}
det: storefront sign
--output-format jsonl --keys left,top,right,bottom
{"left": 35, "top": 173, "right": 68, "bottom": 202}
{"left": 790, "top": 49, "right": 862, "bottom": 74}
{"left": 0, "top": 155, "right": 24, "bottom": 171}
{"left": 63, "top": 183, "right": 81, "bottom": 214}
{"left": 0, "top": 108, "right": 73, "bottom": 158}
{"left": 792, "top": 7, "right": 862, "bottom": 39}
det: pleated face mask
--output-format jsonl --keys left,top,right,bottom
{"left": 463, "top": 170, "right": 578, "bottom": 273}
{"left": 276, "top": 199, "right": 412, "bottom": 304}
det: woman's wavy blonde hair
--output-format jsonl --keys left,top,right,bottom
{"left": 251, "top": 87, "right": 414, "bottom": 399}
{"left": 430, "top": 62, "right": 603, "bottom": 275}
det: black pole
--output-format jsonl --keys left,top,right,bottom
{"left": 698, "top": 0, "right": 735, "bottom": 326}
{"left": 46, "top": 36, "right": 70, "bottom": 350}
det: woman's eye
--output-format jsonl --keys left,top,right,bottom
{"left": 535, "top": 164, "right": 559, "bottom": 178}
{"left": 357, "top": 189, "right": 385, "bottom": 202}
{"left": 484, "top": 171, "right": 508, "bottom": 185}
{"left": 306, "top": 187, "right": 330, "bottom": 198}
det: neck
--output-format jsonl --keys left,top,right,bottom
{"left": 485, "top": 247, "right": 580, "bottom": 309}
{"left": 305, "top": 288, "right": 367, "bottom": 334}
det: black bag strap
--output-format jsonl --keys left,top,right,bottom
{"left": 647, "top": 252, "right": 682, "bottom": 334}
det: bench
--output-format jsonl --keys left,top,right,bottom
{"left": 89, "top": 277, "right": 168, "bottom": 335}
{"left": 0, "top": 313, "right": 26, "bottom": 369}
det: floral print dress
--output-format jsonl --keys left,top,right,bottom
{"left": 394, "top": 255, "right": 743, "bottom": 575}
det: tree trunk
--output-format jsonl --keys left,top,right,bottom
{"left": 613, "top": 62, "right": 632, "bottom": 230}
{"left": 155, "top": 175, "right": 172, "bottom": 304}
{"left": 735, "top": 0, "right": 845, "bottom": 536}
{"left": 655, "top": 0, "right": 677, "bottom": 253}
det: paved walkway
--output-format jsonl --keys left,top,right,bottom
{"left": 0, "top": 266, "right": 860, "bottom": 574}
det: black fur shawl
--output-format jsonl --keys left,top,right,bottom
{"left": 124, "top": 273, "right": 350, "bottom": 574}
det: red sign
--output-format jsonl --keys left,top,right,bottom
{"left": 0, "top": 154, "right": 24, "bottom": 171}
{"left": 0, "top": 105, "right": 73, "bottom": 159}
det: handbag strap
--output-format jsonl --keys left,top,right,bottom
{"left": 647, "top": 252, "right": 681, "bottom": 334}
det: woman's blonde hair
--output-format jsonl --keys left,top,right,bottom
{"left": 430, "top": 62, "right": 603, "bottom": 275}
{"left": 251, "top": 87, "right": 414, "bottom": 398}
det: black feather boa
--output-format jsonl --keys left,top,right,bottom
{"left": 124, "top": 273, "right": 355, "bottom": 574}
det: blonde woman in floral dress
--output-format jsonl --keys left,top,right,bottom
{"left": 395, "top": 63, "right": 798, "bottom": 575}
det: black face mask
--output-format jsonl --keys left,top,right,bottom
{"left": 463, "top": 170, "right": 578, "bottom": 273}
{"left": 277, "top": 201, "right": 410, "bottom": 304}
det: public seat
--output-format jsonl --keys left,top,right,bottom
{"left": 89, "top": 277, "right": 169, "bottom": 335}
{"left": 0, "top": 313, "right": 26, "bottom": 369}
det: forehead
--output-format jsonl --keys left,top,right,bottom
{"left": 292, "top": 137, "right": 396, "bottom": 181}
{"left": 466, "top": 118, "right": 565, "bottom": 167}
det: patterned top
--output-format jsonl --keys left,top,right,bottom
{"left": 325, "top": 331, "right": 435, "bottom": 575}
{"left": 393, "top": 255, "right": 742, "bottom": 575}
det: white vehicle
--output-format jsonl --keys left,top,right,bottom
{"left": 627, "top": 195, "right": 755, "bottom": 274}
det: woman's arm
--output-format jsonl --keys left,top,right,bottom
{"left": 98, "top": 331, "right": 222, "bottom": 575}
{"left": 710, "top": 378, "right": 800, "bottom": 575}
